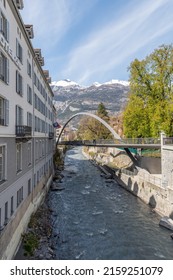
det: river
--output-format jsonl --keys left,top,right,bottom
{"left": 48, "top": 147, "right": 173, "bottom": 260}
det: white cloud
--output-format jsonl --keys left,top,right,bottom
{"left": 21, "top": 0, "right": 173, "bottom": 85}
{"left": 21, "top": 0, "right": 99, "bottom": 48}
{"left": 60, "top": 0, "right": 173, "bottom": 84}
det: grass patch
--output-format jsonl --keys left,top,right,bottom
{"left": 23, "top": 232, "right": 39, "bottom": 257}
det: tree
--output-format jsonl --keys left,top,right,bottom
{"left": 97, "top": 102, "right": 109, "bottom": 120}
{"left": 77, "top": 103, "right": 113, "bottom": 140}
{"left": 123, "top": 44, "right": 173, "bottom": 137}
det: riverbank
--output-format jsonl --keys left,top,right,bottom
{"left": 15, "top": 147, "right": 173, "bottom": 259}
{"left": 15, "top": 198, "right": 55, "bottom": 259}
{"left": 15, "top": 149, "right": 66, "bottom": 260}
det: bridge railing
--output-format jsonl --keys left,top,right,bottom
{"left": 59, "top": 138, "right": 161, "bottom": 145}
{"left": 163, "top": 137, "right": 173, "bottom": 145}
{"left": 121, "top": 138, "right": 160, "bottom": 144}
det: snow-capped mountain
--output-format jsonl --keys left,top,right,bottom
{"left": 103, "top": 79, "right": 129, "bottom": 87}
{"left": 51, "top": 79, "right": 80, "bottom": 88}
{"left": 51, "top": 79, "right": 129, "bottom": 126}
{"left": 51, "top": 79, "right": 129, "bottom": 89}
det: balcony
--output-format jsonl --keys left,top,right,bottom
{"left": 25, "top": 25, "right": 34, "bottom": 39}
{"left": 14, "top": 0, "right": 24, "bottom": 9}
{"left": 49, "top": 132, "right": 54, "bottom": 139}
{"left": 16, "top": 125, "right": 32, "bottom": 142}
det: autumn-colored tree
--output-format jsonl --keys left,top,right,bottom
{"left": 123, "top": 44, "right": 173, "bottom": 137}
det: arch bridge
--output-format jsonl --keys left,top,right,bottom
{"left": 56, "top": 112, "right": 142, "bottom": 164}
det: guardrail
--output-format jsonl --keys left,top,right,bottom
{"left": 59, "top": 138, "right": 161, "bottom": 146}
{"left": 163, "top": 137, "right": 173, "bottom": 145}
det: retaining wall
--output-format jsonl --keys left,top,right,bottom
{"left": 83, "top": 147, "right": 172, "bottom": 218}
{"left": 0, "top": 174, "right": 52, "bottom": 260}
{"left": 116, "top": 171, "right": 173, "bottom": 218}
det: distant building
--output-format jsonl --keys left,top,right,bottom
{"left": 0, "top": 0, "right": 56, "bottom": 259}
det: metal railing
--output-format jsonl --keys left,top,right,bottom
{"left": 49, "top": 132, "right": 54, "bottom": 139}
{"left": 121, "top": 138, "right": 161, "bottom": 144}
{"left": 59, "top": 138, "right": 161, "bottom": 145}
{"left": 16, "top": 125, "right": 32, "bottom": 137}
{"left": 163, "top": 137, "right": 173, "bottom": 145}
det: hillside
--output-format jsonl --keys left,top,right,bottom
{"left": 51, "top": 79, "right": 129, "bottom": 126}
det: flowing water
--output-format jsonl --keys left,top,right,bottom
{"left": 49, "top": 147, "right": 173, "bottom": 260}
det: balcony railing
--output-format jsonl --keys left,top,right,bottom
{"left": 49, "top": 132, "right": 54, "bottom": 139}
{"left": 16, "top": 125, "right": 32, "bottom": 138}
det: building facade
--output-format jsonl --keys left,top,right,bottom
{"left": 0, "top": 0, "right": 55, "bottom": 259}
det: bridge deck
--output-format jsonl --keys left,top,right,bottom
{"left": 58, "top": 141, "right": 161, "bottom": 149}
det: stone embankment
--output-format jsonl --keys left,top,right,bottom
{"left": 82, "top": 146, "right": 173, "bottom": 233}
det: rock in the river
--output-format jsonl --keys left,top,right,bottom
{"left": 159, "top": 216, "right": 173, "bottom": 231}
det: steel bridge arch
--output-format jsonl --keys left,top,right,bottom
{"left": 56, "top": 112, "right": 121, "bottom": 146}
{"left": 56, "top": 112, "right": 138, "bottom": 164}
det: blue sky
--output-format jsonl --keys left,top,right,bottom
{"left": 21, "top": 0, "right": 173, "bottom": 86}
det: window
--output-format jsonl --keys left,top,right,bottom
{"left": 0, "top": 96, "right": 9, "bottom": 126}
{"left": 27, "top": 85, "right": 32, "bottom": 104}
{"left": 16, "top": 71, "right": 23, "bottom": 95}
{"left": 27, "top": 142, "right": 32, "bottom": 166}
{"left": 11, "top": 196, "right": 14, "bottom": 215}
{"left": 28, "top": 178, "right": 31, "bottom": 195}
{"left": 34, "top": 93, "right": 38, "bottom": 109}
{"left": 34, "top": 116, "right": 37, "bottom": 132}
{"left": 0, "top": 11, "right": 9, "bottom": 41}
{"left": 27, "top": 60, "right": 31, "bottom": 77}
{"left": 35, "top": 140, "right": 39, "bottom": 160}
{"left": 16, "top": 39, "right": 23, "bottom": 63}
{"left": 16, "top": 105, "right": 23, "bottom": 125}
{"left": 17, "top": 187, "right": 23, "bottom": 207}
{"left": 42, "top": 140, "right": 45, "bottom": 156}
{"left": 4, "top": 201, "right": 8, "bottom": 224}
{"left": 34, "top": 173, "right": 36, "bottom": 187}
{"left": 16, "top": 143, "right": 22, "bottom": 173}
{"left": 37, "top": 170, "right": 39, "bottom": 183}
{"left": 0, "top": 51, "right": 9, "bottom": 84}
{"left": 27, "top": 112, "right": 32, "bottom": 128}
{"left": 39, "top": 140, "right": 42, "bottom": 158}
{"left": 0, "top": 145, "right": 6, "bottom": 182}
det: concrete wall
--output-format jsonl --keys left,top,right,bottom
{"left": 138, "top": 157, "right": 161, "bottom": 174}
{"left": 116, "top": 172, "right": 173, "bottom": 218}
{"left": 85, "top": 146, "right": 161, "bottom": 174}
{"left": 83, "top": 146, "right": 173, "bottom": 218}
{"left": 0, "top": 173, "right": 52, "bottom": 260}
{"left": 162, "top": 146, "right": 173, "bottom": 189}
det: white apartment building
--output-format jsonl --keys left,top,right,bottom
{"left": 0, "top": 0, "right": 56, "bottom": 259}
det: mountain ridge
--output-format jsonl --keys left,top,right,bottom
{"left": 51, "top": 78, "right": 129, "bottom": 90}
{"left": 51, "top": 79, "right": 130, "bottom": 126}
